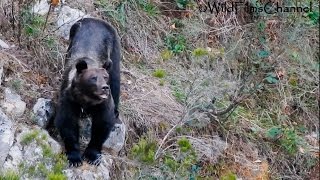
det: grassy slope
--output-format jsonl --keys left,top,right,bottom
{"left": 0, "top": 0, "right": 319, "bottom": 179}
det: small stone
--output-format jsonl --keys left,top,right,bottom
{"left": 32, "top": 0, "right": 50, "bottom": 15}
{"left": 33, "top": 98, "right": 55, "bottom": 128}
{"left": 0, "top": 88, "right": 26, "bottom": 117}
{"left": 0, "top": 39, "right": 9, "bottom": 49}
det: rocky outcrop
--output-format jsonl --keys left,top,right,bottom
{"left": 0, "top": 108, "right": 14, "bottom": 168}
{"left": 63, "top": 158, "right": 112, "bottom": 180}
{"left": 56, "top": 6, "right": 88, "bottom": 40}
{"left": 0, "top": 88, "right": 26, "bottom": 117}
{"left": 2, "top": 126, "right": 61, "bottom": 170}
{"left": 32, "top": 0, "right": 88, "bottom": 40}
{"left": 103, "top": 120, "right": 126, "bottom": 154}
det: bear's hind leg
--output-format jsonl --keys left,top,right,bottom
{"left": 83, "top": 101, "right": 116, "bottom": 166}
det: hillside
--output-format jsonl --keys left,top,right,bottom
{"left": 0, "top": 0, "right": 319, "bottom": 179}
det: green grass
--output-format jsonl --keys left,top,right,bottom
{"left": 160, "top": 49, "right": 173, "bottom": 61}
{"left": 137, "top": 0, "right": 159, "bottom": 16}
{"left": 0, "top": 170, "right": 20, "bottom": 180}
{"left": 47, "top": 173, "right": 67, "bottom": 180}
{"left": 17, "top": 130, "right": 67, "bottom": 179}
{"left": 21, "top": 10, "right": 45, "bottom": 37}
{"left": 21, "top": 130, "right": 40, "bottom": 145}
{"left": 152, "top": 69, "right": 166, "bottom": 78}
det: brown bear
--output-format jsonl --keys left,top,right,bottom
{"left": 55, "top": 18, "right": 120, "bottom": 166}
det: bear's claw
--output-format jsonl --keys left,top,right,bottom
{"left": 67, "top": 151, "right": 83, "bottom": 167}
{"left": 83, "top": 149, "right": 102, "bottom": 166}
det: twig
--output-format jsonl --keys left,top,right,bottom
{"left": 154, "top": 110, "right": 187, "bottom": 159}
{"left": 42, "top": 4, "right": 52, "bottom": 32}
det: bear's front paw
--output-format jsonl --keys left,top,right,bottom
{"left": 67, "top": 151, "right": 83, "bottom": 167}
{"left": 83, "top": 148, "right": 102, "bottom": 166}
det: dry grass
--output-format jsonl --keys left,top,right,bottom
{"left": 0, "top": 0, "right": 318, "bottom": 179}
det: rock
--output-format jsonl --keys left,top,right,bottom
{"left": 80, "top": 117, "right": 126, "bottom": 154}
{"left": 32, "top": 0, "right": 65, "bottom": 15}
{"left": 63, "top": 157, "right": 112, "bottom": 180}
{"left": 103, "top": 120, "right": 126, "bottom": 154}
{"left": 0, "top": 108, "right": 14, "bottom": 168}
{"left": 32, "top": 0, "right": 50, "bottom": 15}
{"left": 3, "top": 126, "right": 62, "bottom": 171}
{"left": 0, "top": 88, "right": 26, "bottom": 117}
{"left": 56, "top": 6, "right": 88, "bottom": 40}
{"left": 0, "top": 39, "right": 10, "bottom": 49}
{"left": 33, "top": 98, "right": 55, "bottom": 128}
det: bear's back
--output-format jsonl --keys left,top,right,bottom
{"left": 67, "top": 18, "right": 117, "bottom": 64}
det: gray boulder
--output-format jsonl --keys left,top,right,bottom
{"left": 56, "top": 6, "right": 88, "bottom": 40}
{"left": 0, "top": 88, "right": 26, "bottom": 117}
{"left": 103, "top": 120, "right": 126, "bottom": 154}
{"left": 32, "top": 98, "right": 55, "bottom": 128}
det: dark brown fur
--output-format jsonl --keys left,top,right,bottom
{"left": 55, "top": 18, "right": 120, "bottom": 166}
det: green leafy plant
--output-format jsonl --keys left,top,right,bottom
{"left": 164, "top": 156, "right": 179, "bottom": 172}
{"left": 172, "top": 86, "right": 186, "bottom": 103}
{"left": 176, "top": 0, "right": 192, "bottom": 9}
{"left": 95, "top": 0, "right": 127, "bottom": 27}
{"left": 280, "top": 128, "right": 301, "bottom": 155}
{"left": 257, "top": 50, "right": 270, "bottom": 58}
{"left": 22, "top": 11, "right": 45, "bottom": 37}
{"left": 131, "top": 138, "right": 157, "bottom": 164}
{"left": 266, "top": 127, "right": 282, "bottom": 139}
{"left": 307, "top": 11, "right": 319, "bottom": 25}
{"left": 137, "top": 0, "right": 159, "bottom": 16}
{"left": 265, "top": 72, "right": 279, "bottom": 84}
{"left": 177, "top": 137, "right": 192, "bottom": 152}
{"left": 165, "top": 34, "right": 187, "bottom": 54}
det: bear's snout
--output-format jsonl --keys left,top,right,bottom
{"left": 102, "top": 85, "right": 110, "bottom": 91}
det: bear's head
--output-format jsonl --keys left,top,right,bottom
{"left": 71, "top": 59, "right": 112, "bottom": 104}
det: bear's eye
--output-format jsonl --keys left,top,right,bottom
{"left": 90, "top": 76, "right": 97, "bottom": 81}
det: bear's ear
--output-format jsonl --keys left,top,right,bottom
{"left": 76, "top": 60, "right": 88, "bottom": 73}
{"left": 103, "top": 59, "right": 113, "bottom": 71}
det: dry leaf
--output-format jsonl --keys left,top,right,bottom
{"left": 51, "top": 0, "right": 60, "bottom": 6}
